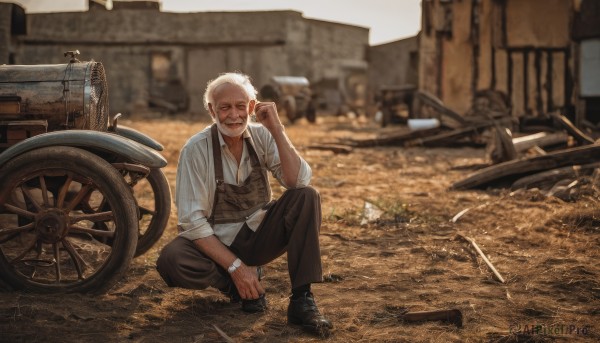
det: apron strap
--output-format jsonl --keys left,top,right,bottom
{"left": 245, "top": 134, "right": 261, "bottom": 168}
{"left": 209, "top": 124, "right": 223, "bottom": 225}
{"left": 210, "top": 124, "right": 225, "bottom": 188}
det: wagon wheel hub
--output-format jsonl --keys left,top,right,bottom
{"left": 35, "top": 210, "right": 69, "bottom": 243}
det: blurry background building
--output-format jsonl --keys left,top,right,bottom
{"left": 0, "top": 0, "right": 369, "bottom": 117}
{"left": 418, "top": 0, "right": 600, "bottom": 127}
{"left": 2, "top": 0, "right": 598, "bottom": 127}
{"left": 367, "top": 36, "right": 419, "bottom": 120}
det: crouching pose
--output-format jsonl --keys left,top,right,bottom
{"left": 156, "top": 72, "right": 332, "bottom": 336}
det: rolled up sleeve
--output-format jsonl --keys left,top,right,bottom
{"left": 294, "top": 158, "right": 312, "bottom": 188}
{"left": 175, "top": 142, "right": 215, "bottom": 241}
{"left": 177, "top": 215, "right": 214, "bottom": 241}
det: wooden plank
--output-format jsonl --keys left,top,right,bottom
{"left": 550, "top": 112, "right": 595, "bottom": 145}
{"left": 511, "top": 162, "right": 600, "bottom": 190}
{"left": 451, "top": 143, "right": 600, "bottom": 190}
{"left": 346, "top": 127, "right": 443, "bottom": 148}
{"left": 400, "top": 309, "right": 463, "bottom": 328}
{"left": 487, "top": 125, "right": 517, "bottom": 164}
{"left": 307, "top": 144, "right": 353, "bottom": 154}
{"left": 407, "top": 121, "right": 494, "bottom": 147}
{"left": 512, "top": 131, "right": 568, "bottom": 152}
{"left": 416, "top": 91, "right": 469, "bottom": 126}
{"left": 511, "top": 52, "right": 525, "bottom": 117}
{"left": 552, "top": 52, "right": 565, "bottom": 108}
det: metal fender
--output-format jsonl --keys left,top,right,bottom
{"left": 111, "top": 125, "right": 164, "bottom": 151}
{"left": 0, "top": 130, "right": 167, "bottom": 168}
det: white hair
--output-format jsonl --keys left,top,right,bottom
{"left": 203, "top": 72, "right": 258, "bottom": 111}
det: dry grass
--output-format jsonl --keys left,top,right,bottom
{"left": 0, "top": 114, "right": 599, "bottom": 342}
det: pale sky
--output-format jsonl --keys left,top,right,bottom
{"left": 7, "top": 0, "right": 422, "bottom": 45}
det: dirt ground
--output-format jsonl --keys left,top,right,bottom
{"left": 1, "top": 114, "right": 599, "bottom": 342}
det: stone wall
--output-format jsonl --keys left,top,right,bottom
{"left": 11, "top": 7, "right": 369, "bottom": 117}
{"left": 307, "top": 19, "right": 369, "bottom": 114}
{"left": 367, "top": 36, "right": 418, "bottom": 116}
{"left": 0, "top": 4, "right": 12, "bottom": 65}
{"left": 23, "top": 10, "right": 289, "bottom": 46}
{"left": 0, "top": 3, "right": 26, "bottom": 65}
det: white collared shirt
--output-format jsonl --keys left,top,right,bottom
{"left": 175, "top": 123, "right": 312, "bottom": 245}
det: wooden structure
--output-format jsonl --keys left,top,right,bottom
{"left": 418, "top": 0, "right": 600, "bottom": 127}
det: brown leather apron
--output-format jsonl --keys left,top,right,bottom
{"left": 208, "top": 124, "right": 271, "bottom": 225}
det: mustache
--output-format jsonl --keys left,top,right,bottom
{"left": 223, "top": 119, "right": 246, "bottom": 124}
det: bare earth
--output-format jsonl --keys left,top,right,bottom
{"left": 1, "top": 115, "right": 599, "bottom": 342}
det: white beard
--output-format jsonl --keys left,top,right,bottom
{"left": 215, "top": 117, "right": 248, "bottom": 137}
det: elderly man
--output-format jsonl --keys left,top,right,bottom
{"left": 156, "top": 72, "right": 332, "bottom": 336}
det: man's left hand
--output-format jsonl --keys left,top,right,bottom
{"left": 254, "top": 101, "right": 283, "bottom": 133}
{"left": 230, "top": 263, "right": 265, "bottom": 300}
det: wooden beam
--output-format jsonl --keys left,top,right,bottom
{"left": 487, "top": 125, "right": 517, "bottom": 164}
{"left": 416, "top": 91, "right": 469, "bottom": 126}
{"left": 346, "top": 127, "right": 443, "bottom": 148}
{"left": 451, "top": 143, "right": 600, "bottom": 190}
{"left": 512, "top": 131, "right": 568, "bottom": 152}
{"left": 307, "top": 144, "right": 353, "bottom": 154}
{"left": 550, "top": 112, "right": 595, "bottom": 145}
{"left": 510, "top": 162, "right": 600, "bottom": 190}
{"left": 407, "top": 121, "right": 494, "bottom": 147}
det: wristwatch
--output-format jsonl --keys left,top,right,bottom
{"left": 227, "top": 258, "right": 242, "bottom": 274}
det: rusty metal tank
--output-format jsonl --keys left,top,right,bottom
{"left": 0, "top": 54, "right": 109, "bottom": 133}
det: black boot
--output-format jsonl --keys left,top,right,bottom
{"left": 287, "top": 292, "right": 333, "bottom": 336}
{"left": 218, "top": 267, "right": 267, "bottom": 313}
{"left": 218, "top": 282, "right": 241, "bottom": 304}
{"left": 219, "top": 283, "right": 267, "bottom": 313}
{"left": 242, "top": 293, "right": 267, "bottom": 313}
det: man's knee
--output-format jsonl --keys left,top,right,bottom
{"left": 302, "top": 185, "right": 320, "bottom": 197}
{"left": 156, "top": 238, "right": 182, "bottom": 280}
{"left": 291, "top": 186, "right": 320, "bottom": 202}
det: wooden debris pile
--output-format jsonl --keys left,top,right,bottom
{"left": 309, "top": 89, "right": 600, "bottom": 201}
{"left": 452, "top": 113, "right": 600, "bottom": 201}
{"left": 342, "top": 90, "right": 515, "bottom": 149}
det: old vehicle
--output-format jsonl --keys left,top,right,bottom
{"left": 259, "top": 76, "right": 316, "bottom": 124}
{"left": 375, "top": 84, "right": 416, "bottom": 127}
{"left": 0, "top": 51, "right": 171, "bottom": 293}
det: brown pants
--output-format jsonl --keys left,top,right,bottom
{"left": 156, "top": 186, "right": 323, "bottom": 290}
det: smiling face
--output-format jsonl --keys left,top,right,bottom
{"left": 208, "top": 82, "right": 255, "bottom": 138}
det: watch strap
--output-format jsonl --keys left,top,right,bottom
{"left": 227, "top": 258, "right": 242, "bottom": 274}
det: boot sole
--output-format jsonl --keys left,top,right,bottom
{"left": 287, "top": 316, "right": 332, "bottom": 337}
